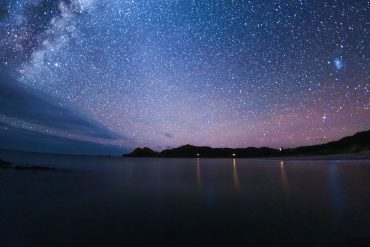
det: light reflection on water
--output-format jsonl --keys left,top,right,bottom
{"left": 280, "top": 160, "right": 289, "bottom": 194}
{"left": 232, "top": 158, "right": 240, "bottom": 190}
{"left": 196, "top": 158, "right": 202, "bottom": 187}
{"left": 0, "top": 151, "right": 370, "bottom": 246}
{"left": 328, "top": 162, "right": 344, "bottom": 213}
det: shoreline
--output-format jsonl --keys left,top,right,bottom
{"left": 124, "top": 152, "right": 370, "bottom": 161}
{"left": 268, "top": 153, "right": 370, "bottom": 161}
{"left": 1, "top": 148, "right": 370, "bottom": 163}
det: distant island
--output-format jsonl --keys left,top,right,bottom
{"left": 123, "top": 130, "right": 370, "bottom": 158}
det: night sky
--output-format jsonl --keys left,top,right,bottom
{"left": 0, "top": 0, "right": 369, "bottom": 154}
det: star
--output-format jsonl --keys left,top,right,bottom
{"left": 0, "top": 0, "right": 369, "bottom": 153}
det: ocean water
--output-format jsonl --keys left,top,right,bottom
{"left": 0, "top": 150, "right": 370, "bottom": 246}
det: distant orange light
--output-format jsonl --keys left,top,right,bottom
{"left": 232, "top": 153, "right": 236, "bottom": 157}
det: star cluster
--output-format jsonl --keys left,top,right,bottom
{"left": 0, "top": 0, "right": 369, "bottom": 151}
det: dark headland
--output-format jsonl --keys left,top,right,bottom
{"left": 123, "top": 130, "right": 370, "bottom": 158}
{"left": 0, "top": 158, "right": 56, "bottom": 171}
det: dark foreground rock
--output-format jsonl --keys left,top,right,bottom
{"left": 0, "top": 159, "right": 56, "bottom": 171}
{"left": 0, "top": 158, "right": 13, "bottom": 168}
{"left": 13, "top": 165, "right": 56, "bottom": 171}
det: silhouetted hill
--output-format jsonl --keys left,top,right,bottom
{"left": 160, "top": 145, "right": 279, "bottom": 158}
{"left": 123, "top": 130, "right": 370, "bottom": 158}
{"left": 123, "top": 147, "right": 160, "bottom": 157}
{"left": 288, "top": 129, "right": 370, "bottom": 155}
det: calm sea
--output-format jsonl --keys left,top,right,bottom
{"left": 0, "top": 150, "right": 370, "bottom": 246}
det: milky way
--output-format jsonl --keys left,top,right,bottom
{"left": 0, "top": 0, "right": 369, "bottom": 152}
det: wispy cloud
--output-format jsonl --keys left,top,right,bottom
{"left": 0, "top": 76, "right": 126, "bottom": 153}
{"left": 161, "top": 132, "right": 174, "bottom": 139}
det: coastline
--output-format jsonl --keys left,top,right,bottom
{"left": 123, "top": 152, "right": 370, "bottom": 161}
{"left": 1, "top": 149, "right": 369, "bottom": 163}
{"left": 268, "top": 152, "right": 370, "bottom": 161}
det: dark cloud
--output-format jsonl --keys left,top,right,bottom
{"left": 0, "top": 121, "right": 126, "bottom": 155}
{"left": 0, "top": 2, "right": 127, "bottom": 154}
{"left": 161, "top": 132, "right": 173, "bottom": 139}
{"left": 0, "top": 76, "right": 123, "bottom": 144}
